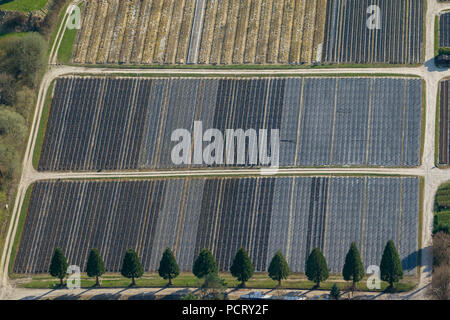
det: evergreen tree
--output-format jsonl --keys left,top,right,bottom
{"left": 49, "top": 248, "right": 68, "bottom": 286}
{"left": 305, "top": 248, "right": 329, "bottom": 288}
{"left": 121, "top": 249, "right": 144, "bottom": 286}
{"left": 158, "top": 248, "right": 180, "bottom": 286}
{"left": 380, "top": 240, "right": 403, "bottom": 290}
{"left": 268, "top": 251, "right": 290, "bottom": 287}
{"left": 330, "top": 283, "right": 340, "bottom": 300}
{"left": 342, "top": 242, "right": 365, "bottom": 289}
{"left": 193, "top": 249, "right": 218, "bottom": 279}
{"left": 230, "top": 247, "right": 254, "bottom": 287}
{"left": 86, "top": 248, "right": 106, "bottom": 287}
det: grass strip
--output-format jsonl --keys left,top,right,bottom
{"left": 32, "top": 80, "right": 54, "bottom": 169}
{"left": 17, "top": 272, "right": 417, "bottom": 293}
{"left": 8, "top": 184, "right": 33, "bottom": 275}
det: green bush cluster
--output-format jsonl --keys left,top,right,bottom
{"left": 434, "top": 183, "right": 450, "bottom": 234}
{"left": 0, "top": 33, "right": 46, "bottom": 192}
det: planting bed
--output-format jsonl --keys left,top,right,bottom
{"left": 38, "top": 76, "right": 423, "bottom": 171}
{"left": 14, "top": 176, "right": 420, "bottom": 275}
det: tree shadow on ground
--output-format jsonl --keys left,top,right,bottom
{"left": 89, "top": 293, "right": 122, "bottom": 300}
{"left": 402, "top": 246, "right": 432, "bottom": 276}
{"left": 425, "top": 57, "right": 448, "bottom": 72}
{"left": 127, "top": 292, "right": 156, "bottom": 300}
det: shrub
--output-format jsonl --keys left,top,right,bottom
{"left": 200, "top": 273, "right": 227, "bottom": 300}
{"left": 433, "top": 232, "right": 450, "bottom": 268}
{"left": 181, "top": 293, "right": 199, "bottom": 300}
{"left": 0, "top": 142, "right": 20, "bottom": 181}
{"left": 434, "top": 212, "right": 450, "bottom": 234}
{"left": 0, "top": 72, "right": 17, "bottom": 105}
{"left": 428, "top": 264, "right": 450, "bottom": 300}
{"left": 330, "top": 283, "right": 340, "bottom": 300}
{"left": 39, "top": 0, "right": 70, "bottom": 39}
{"left": 1, "top": 33, "right": 47, "bottom": 87}
{"left": 0, "top": 107, "right": 27, "bottom": 140}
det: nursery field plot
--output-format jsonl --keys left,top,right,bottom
{"left": 323, "top": 0, "right": 424, "bottom": 64}
{"left": 38, "top": 77, "right": 423, "bottom": 171}
{"left": 440, "top": 12, "right": 450, "bottom": 47}
{"left": 72, "top": 0, "right": 327, "bottom": 65}
{"left": 439, "top": 80, "right": 450, "bottom": 165}
{"left": 13, "top": 176, "right": 420, "bottom": 274}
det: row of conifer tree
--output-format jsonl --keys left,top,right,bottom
{"left": 49, "top": 240, "right": 404, "bottom": 289}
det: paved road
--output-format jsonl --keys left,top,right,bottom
{"left": 0, "top": 285, "right": 431, "bottom": 301}
{"left": 1, "top": 0, "right": 449, "bottom": 300}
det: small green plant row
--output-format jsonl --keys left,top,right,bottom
{"left": 49, "top": 240, "right": 405, "bottom": 294}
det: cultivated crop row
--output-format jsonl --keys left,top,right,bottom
{"left": 440, "top": 12, "right": 450, "bottom": 47}
{"left": 439, "top": 80, "right": 450, "bottom": 165}
{"left": 38, "top": 77, "right": 423, "bottom": 171}
{"left": 72, "top": 0, "right": 327, "bottom": 65}
{"left": 14, "top": 176, "right": 420, "bottom": 275}
{"left": 322, "top": 0, "right": 424, "bottom": 64}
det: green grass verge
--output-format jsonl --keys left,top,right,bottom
{"left": 433, "top": 182, "right": 450, "bottom": 234}
{"left": 55, "top": 2, "right": 82, "bottom": 64}
{"left": 47, "top": 1, "right": 72, "bottom": 56}
{"left": 8, "top": 184, "right": 32, "bottom": 275}
{"left": 57, "top": 24, "right": 77, "bottom": 64}
{"left": 421, "top": 80, "right": 426, "bottom": 166}
{"left": 32, "top": 80, "right": 54, "bottom": 169}
{"left": 0, "top": 0, "right": 48, "bottom": 11}
{"left": 418, "top": 177, "right": 425, "bottom": 271}
{"left": 0, "top": 31, "right": 28, "bottom": 39}
{"left": 67, "top": 73, "right": 422, "bottom": 79}
{"left": 436, "top": 16, "right": 440, "bottom": 57}
{"left": 72, "top": 62, "right": 423, "bottom": 70}
{"left": 16, "top": 272, "right": 417, "bottom": 293}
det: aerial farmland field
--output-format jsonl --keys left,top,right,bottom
{"left": 72, "top": 0, "right": 327, "bottom": 65}
{"left": 37, "top": 76, "right": 424, "bottom": 171}
{"left": 323, "top": 0, "right": 424, "bottom": 64}
{"left": 69, "top": 0, "right": 424, "bottom": 66}
{"left": 13, "top": 176, "right": 420, "bottom": 275}
{"left": 439, "top": 80, "right": 450, "bottom": 165}
{"left": 2, "top": 0, "right": 446, "bottom": 303}
{"left": 439, "top": 11, "right": 450, "bottom": 47}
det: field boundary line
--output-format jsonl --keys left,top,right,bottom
{"left": 329, "top": 78, "right": 339, "bottom": 165}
